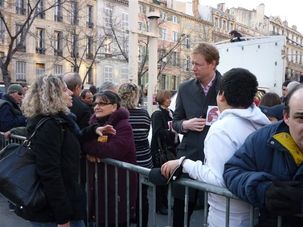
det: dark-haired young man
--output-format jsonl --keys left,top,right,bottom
{"left": 162, "top": 68, "right": 270, "bottom": 226}
{"left": 224, "top": 84, "right": 303, "bottom": 227}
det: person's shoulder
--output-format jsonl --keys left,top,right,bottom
{"left": 178, "top": 79, "right": 196, "bottom": 91}
{"left": 0, "top": 99, "right": 10, "bottom": 110}
{"left": 247, "top": 121, "right": 281, "bottom": 142}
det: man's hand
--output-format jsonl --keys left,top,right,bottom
{"left": 182, "top": 118, "right": 206, "bottom": 132}
{"left": 265, "top": 181, "right": 303, "bottom": 216}
{"left": 95, "top": 125, "right": 116, "bottom": 136}
{"left": 161, "top": 160, "right": 179, "bottom": 179}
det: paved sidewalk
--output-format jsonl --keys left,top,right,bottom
{"left": 0, "top": 194, "right": 31, "bottom": 227}
{"left": 0, "top": 194, "right": 204, "bottom": 227}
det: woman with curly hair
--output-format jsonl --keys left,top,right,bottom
{"left": 18, "top": 75, "right": 85, "bottom": 227}
{"left": 118, "top": 83, "right": 153, "bottom": 226}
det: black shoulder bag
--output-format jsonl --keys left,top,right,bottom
{"left": 0, "top": 117, "right": 52, "bottom": 212}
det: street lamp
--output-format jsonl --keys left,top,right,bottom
{"left": 146, "top": 10, "right": 160, "bottom": 114}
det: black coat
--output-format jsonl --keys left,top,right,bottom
{"left": 151, "top": 106, "right": 179, "bottom": 167}
{"left": 0, "top": 94, "right": 26, "bottom": 132}
{"left": 15, "top": 113, "right": 84, "bottom": 224}
{"left": 70, "top": 96, "right": 91, "bottom": 129}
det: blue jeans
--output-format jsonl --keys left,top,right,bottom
{"left": 31, "top": 220, "right": 85, "bottom": 227}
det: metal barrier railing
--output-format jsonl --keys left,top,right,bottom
{"left": 0, "top": 133, "right": 285, "bottom": 227}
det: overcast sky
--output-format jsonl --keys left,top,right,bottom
{"left": 178, "top": 0, "right": 303, "bottom": 34}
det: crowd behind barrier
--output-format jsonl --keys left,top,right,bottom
{"left": 0, "top": 132, "right": 286, "bottom": 227}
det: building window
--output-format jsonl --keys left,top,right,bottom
{"left": 139, "top": 45, "right": 147, "bottom": 63}
{"left": 160, "top": 28, "right": 167, "bottom": 40}
{"left": 0, "top": 19, "right": 4, "bottom": 43}
{"left": 16, "top": 0, "right": 26, "bottom": 15}
{"left": 121, "top": 13, "right": 128, "bottom": 31}
{"left": 71, "top": 34, "right": 78, "bottom": 57}
{"left": 16, "top": 61, "right": 26, "bottom": 81}
{"left": 36, "top": 28, "right": 45, "bottom": 54}
{"left": 160, "top": 74, "right": 166, "bottom": 89}
{"left": 160, "top": 11, "right": 166, "bottom": 21}
{"left": 184, "top": 35, "right": 190, "bottom": 49}
{"left": 172, "top": 75, "right": 177, "bottom": 90}
{"left": 36, "top": 63, "right": 45, "bottom": 77}
{"left": 54, "top": 31, "right": 63, "bottom": 56}
{"left": 86, "top": 36, "right": 93, "bottom": 59}
{"left": 139, "top": 4, "right": 146, "bottom": 13}
{"left": 170, "top": 52, "right": 179, "bottom": 66}
{"left": 70, "top": 1, "right": 78, "bottom": 25}
{"left": 54, "top": 0, "right": 63, "bottom": 22}
{"left": 120, "top": 67, "right": 128, "bottom": 81}
{"left": 172, "top": 15, "right": 178, "bottom": 23}
{"left": 85, "top": 67, "right": 93, "bottom": 84}
{"left": 184, "top": 56, "right": 190, "bottom": 71}
{"left": 36, "top": 0, "right": 45, "bottom": 19}
{"left": 54, "top": 64, "right": 63, "bottom": 76}
{"left": 104, "top": 66, "right": 113, "bottom": 82}
{"left": 16, "top": 24, "right": 26, "bottom": 51}
{"left": 173, "top": 31, "right": 178, "bottom": 42}
{"left": 104, "top": 7, "right": 113, "bottom": 28}
{"left": 86, "top": 5, "right": 94, "bottom": 28}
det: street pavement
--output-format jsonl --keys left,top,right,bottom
{"left": 0, "top": 195, "right": 31, "bottom": 227}
{"left": 0, "top": 194, "right": 203, "bottom": 227}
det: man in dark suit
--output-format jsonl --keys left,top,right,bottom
{"left": 172, "top": 42, "right": 221, "bottom": 226}
{"left": 63, "top": 72, "right": 91, "bottom": 129}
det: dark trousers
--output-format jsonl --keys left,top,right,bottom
{"left": 156, "top": 185, "right": 168, "bottom": 211}
{"left": 136, "top": 184, "right": 149, "bottom": 227}
{"left": 173, "top": 198, "right": 196, "bottom": 227}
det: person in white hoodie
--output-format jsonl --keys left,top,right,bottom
{"left": 161, "top": 68, "right": 271, "bottom": 227}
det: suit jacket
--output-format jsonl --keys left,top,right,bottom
{"left": 173, "top": 71, "right": 221, "bottom": 162}
{"left": 172, "top": 71, "right": 221, "bottom": 201}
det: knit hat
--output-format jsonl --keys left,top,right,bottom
{"left": 7, "top": 84, "right": 23, "bottom": 94}
{"left": 259, "top": 104, "right": 285, "bottom": 121}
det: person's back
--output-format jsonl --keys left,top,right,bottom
{"left": 161, "top": 68, "right": 270, "bottom": 227}
{"left": 204, "top": 105, "right": 269, "bottom": 226}
{"left": 63, "top": 72, "right": 91, "bottom": 129}
{"left": 118, "top": 82, "right": 152, "bottom": 226}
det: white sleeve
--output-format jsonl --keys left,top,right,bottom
{"left": 182, "top": 129, "right": 236, "bottom": 187}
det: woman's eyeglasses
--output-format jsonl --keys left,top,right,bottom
{"left": 94, "top": 102, "right": 113, "bottom": 107}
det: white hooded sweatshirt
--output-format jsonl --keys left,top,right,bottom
{"left": 182, "top": 104, "right": 270, "bottom": 227}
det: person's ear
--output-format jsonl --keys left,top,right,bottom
{"left": 112, "top": 103, "right": 118, "bottom": 112}
{"left": 217, "top": 91, "right": 225, "bottom": 102}
{"left": 283, "top": 111, "right": 290, "bottom": 126}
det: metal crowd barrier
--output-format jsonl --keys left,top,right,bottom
{"left": 0, "top": 133, "right": 285, "bottom": 227}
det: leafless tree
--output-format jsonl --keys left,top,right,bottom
{"left": 0, "top": 0, "right": 68, "bottom": 90}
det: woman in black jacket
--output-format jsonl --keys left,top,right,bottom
{"left": 151, "top": 90, "right": 179, "bottom": 214}
{"left": 18, "top": 75, "right": 85, "bottom": 227}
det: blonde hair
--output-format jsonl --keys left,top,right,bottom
{"left": 192, "top": 42, "right": 220, "bottom": 66}
{"left": 118, "top": 83, "right": 140, "bottom": 109}
{"left": 22, "top": 75, "right": 70, "bottom": 118}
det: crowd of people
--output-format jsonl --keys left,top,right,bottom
{"left": 0, "top": 40, "right": 303, "bottom": 227}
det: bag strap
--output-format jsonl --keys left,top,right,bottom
{"left": 27, "top": 117, "right": 52, "bottom": 142}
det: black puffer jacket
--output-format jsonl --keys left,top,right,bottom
{"left": 15, "top": 112, "right": 84, "bottom": 224}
